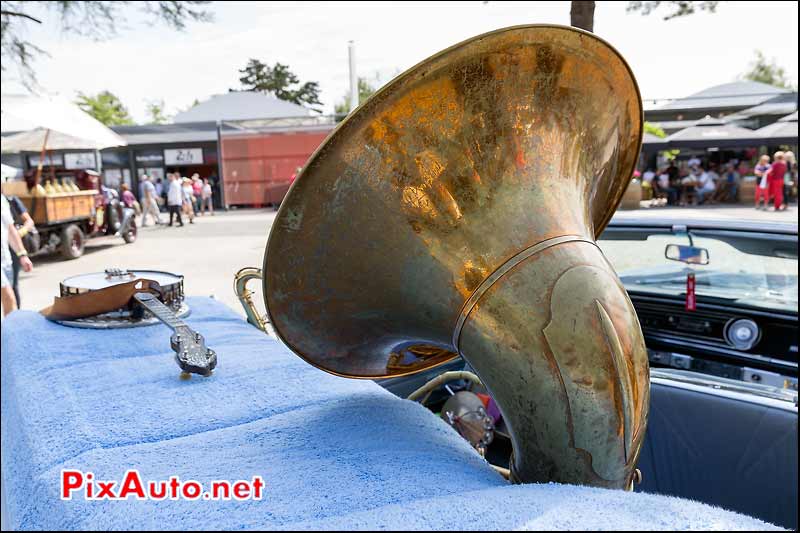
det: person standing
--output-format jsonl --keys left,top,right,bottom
{"left": 181, "top": 177, "right": 195, "bottom": 224}
{"left": 783, "top": 151, "right": 796, "bottom": 204}
{"left": 5, "top": 193, "right": 35, "bottom": 307}
{"left": 665, "top": 160, "right": 680, "bottom": 205}
{"left": 167, "top": 173, "right": 184, "bottom": 227}
{"left": 201, "top": 178, "right": 214, "bottom": 215}
{"left": 2, "top": 193, "right": 34, "bottom": 316}
{"left": 766, "top": 151, "right": 787, "bottom": 211}
{"left": 191, "top": 174, "right": 203, "bottom": 214}
{"left": 207, "top": 172, "right": 221, "bottom": 209}
{"left": 754, "top": 154, "right": 771, "bottom": 210}
{"left": 157, "top": 177, "right": 168, "bottom": 209}
{"left": 140, "top": 175, "right": 163, "bottom": 226}
{"left": 138, "top": 177, "right": 146, "bottom": 206}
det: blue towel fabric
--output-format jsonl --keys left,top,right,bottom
{"left": 1, "top": 297, "right": 779, "bottom": 530}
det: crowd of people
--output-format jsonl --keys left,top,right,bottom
{"left": 640, "top": 150, "right": 797, "bottom": 211}
{"left": 1, "top": 171, "right": 217, "bottom": 315}
{"left": 137, "top": 173, "right": 215, "bottom": 227}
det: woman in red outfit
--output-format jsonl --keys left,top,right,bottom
{"left": 767, "top": 152, "right": 787, "bottom": 211}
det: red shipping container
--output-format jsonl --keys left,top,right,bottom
{"left": 221, "top": 128, "right": 332, "bottom": 207}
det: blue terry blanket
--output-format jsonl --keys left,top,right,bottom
{"left": 1, "top": 297, "right": 779, "bottom": 530}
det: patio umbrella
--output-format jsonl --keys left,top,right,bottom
{"left": 0, "top": 93, "right": 126, "bottom": 183}
{"left": 665, "top": 115, "right": 763, "bottom": 149}
{"left": 0, "top": 94, "right": 126, "bottom": 150}
{"left": 755, "top": 111, "right": 798, "bottom": 145}
{"left": 0, "top": 128, "right": 122, "bottom": 153}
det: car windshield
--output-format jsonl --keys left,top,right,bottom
{"left": 598, "top": 228, "right": 798, "bottom": 314}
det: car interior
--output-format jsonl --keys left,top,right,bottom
{"left": 378, "top": 218, "right": 798, "bottom": 529}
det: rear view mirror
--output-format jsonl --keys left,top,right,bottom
{"left": 665, "top": 244, "right": 709, "bottom": 265}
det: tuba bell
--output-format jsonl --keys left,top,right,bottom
{"left": 252, "top": 24, "right": 649, "bottom": 490}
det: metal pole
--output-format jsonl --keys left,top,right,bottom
{"left": 348, "top": 40, "right": 358, "bottom": 113}
{"left": 216, "top": 120, "right": 227, "bottom": 210}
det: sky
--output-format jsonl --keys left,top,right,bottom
{"left": 2, "top": 1, "right": 798, "bottom": 123}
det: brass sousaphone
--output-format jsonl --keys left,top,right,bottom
{"left": 247, "top": 25, "right": 649, "bottom": 489}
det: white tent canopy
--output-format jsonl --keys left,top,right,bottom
{"left": 0, "top": 94, "right": 127, "bottom": 151}
{"left": 1, "top": 128, "right": 121, "bottom": 153}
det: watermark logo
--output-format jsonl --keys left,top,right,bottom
{"left": 61, "top": 470, "right": 265, "bottom": 501}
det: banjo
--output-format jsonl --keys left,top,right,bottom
{"left": 42, "top": 269, "right": 217, "bottom": 377}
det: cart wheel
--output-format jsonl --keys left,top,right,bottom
{"left": 60, "top": 224, "right": 85, "bottom": 260}
{"left": 122, "top": 220, "right": 137, "bottom": 244}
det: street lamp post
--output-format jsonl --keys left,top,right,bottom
{"left": 349, "top": 41, "right": 358, "bottom": 113}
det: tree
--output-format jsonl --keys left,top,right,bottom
{"left": 741, "top": 50, "right": 796, "bottom": 90}
{"left": 626, "top": 1, "right": 720, "bottom": 20}
{"left": 567, "top": 1, "right": 719, "bottom": 34}
{"left": 1, "top": 1, "right": 213, "bottom": 88}
{"left": 145, "top": 99, "right": 169, "bottom": 125}
{"left": 645, "top": 121, "right": 680, "bottom": 160}
{"left": 570, "top": 1, "right": 596, "bottom": 32}
{"left": 234, "top": 59, "right": 322, "bottom": 112}
{"left": 644, "top": 121, "right": 666, "bottom": 138}
{"left": 334, "top": 77, "right": 378, "bottom": 116}
{"left": 75, "top": 91, "right": 135, "bottom": 126}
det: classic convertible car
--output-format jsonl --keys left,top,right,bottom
{"left": 3, "top": 24, "right": 796, "bottom": 530}
{"left": 379, "top": 216, "right": 799, "bottom": 529}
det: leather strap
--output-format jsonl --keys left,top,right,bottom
{"left": 41, "top": 279, "right": 161, "bottom": 321}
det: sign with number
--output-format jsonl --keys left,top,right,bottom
{"left": 164, "top": 148, "right": 203, "bottom": 166}
{"left": 64, "top": 152, "right": 97, "bottom": 170}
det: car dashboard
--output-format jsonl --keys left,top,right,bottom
{"left": 603, "top": 217, "right": 798, "bottom": 394}
{"left": 631, "top": 291, "right": 798, "bottom": 391}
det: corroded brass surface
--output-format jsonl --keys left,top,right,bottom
{"left": 264, "top": 24, "right": 648, "bottom": 488}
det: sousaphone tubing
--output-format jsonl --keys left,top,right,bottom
{"left": 264, "top": 24, "right": 649, "bottom": 489}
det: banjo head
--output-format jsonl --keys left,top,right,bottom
{"left": 57, "top": 269, "right": 189, "bottom": 329}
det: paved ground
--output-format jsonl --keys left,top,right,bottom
{"left": 12, "top": 202, "right": 797, "bottom": 318}
{"left": 15, "top": 209, "right": 277, "bottom": 318}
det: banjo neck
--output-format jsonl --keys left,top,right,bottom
{"left": 132, "top": 292, "right": 188, "bottom": 331}
{"left": 131, "top": 291, "right": 217, "bottom": 376}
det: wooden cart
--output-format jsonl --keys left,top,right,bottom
{"left": 21, "top": 191, "right": 96, "bottom": 225}
{"left": 17, "top": 191, "right": 99, "bottom": 260}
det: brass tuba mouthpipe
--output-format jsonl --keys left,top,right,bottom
{"left": 457, "top": 238, "right": 649, "bottom": 489}
{"left": 234, "top": 267, "right": 271, "bottom": 333}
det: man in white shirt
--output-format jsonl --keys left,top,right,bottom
{"left": 2, "top": 192, "right": 34, "bottom": 316}
{"left": 167, "top": 173, "right": 184, "bottom": 227}
{"left": 695, "top": 168, "right": 716, "bottom": 204}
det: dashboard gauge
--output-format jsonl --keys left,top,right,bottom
{"left": 725, "top": 318, "right": 761, "bottom": 351}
